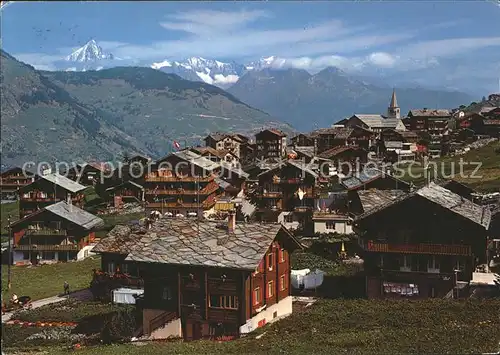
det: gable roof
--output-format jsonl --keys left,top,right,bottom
{"left": 256, "top": 129, "right": 286, "bottom": 138}
{"left": 351, "top": 115, "right": 404, "bottom": 129}
{"left": 11, "top": 201, "right": 104, "bottom": 230}
{"left": 93, "top": 219, "right": 300, "bottom": 271}
{"left": 258, "top": 159, "right": 318, "bottom": 178}
{"left": 356, "top": 182, "right": 491, "bottom": 229}
{"left": 105, "top": 180, "right": 144, "bottom": 192}
{"left": 25, "top": 173, "right": 88, "bottom": 193}
{"left": 170, "top": 150, "right": 220, "bottom": 171}
{"left": 408, "top": 109, "right": 451, "bottom": 117}
{"left": 318, "top": 146, "right": 365, "bottom": 159}
{"left": 341, "top": 168, "right": 409, "bottom": 191}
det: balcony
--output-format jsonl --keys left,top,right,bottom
{"left": 362, "top": 241, "right": 471, "bottom": 256}
{"left": 14, "top": 244, "right": 79, "bottom": 251}
{"left": 145, "top": 181, "right": 219, "bottom": 196}
{"left": 274, "top": 178, "right": 304, "bottom": 184}
{"left": 147, "top": 200, "right": 215, "bottom": 209}
{"left": 260, "top": 191, "right": 283, "bottom": 198}
{"left": 294, "top": 205, "right": 313, "bottom": 212}
{"left": 145, "top": 175, "right": 214, "bottom": 182}
{"left": 25, "top": 229, "right": 67, "bottom": 236}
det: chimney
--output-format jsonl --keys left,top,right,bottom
{"left": 67, "top": 193, "right": 72, "bottom": 205}
{"left": 227, "top": 210, "right": 236, "bottom": 233}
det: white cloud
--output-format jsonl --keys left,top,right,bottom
{"left": 160, "top": 9, "right": 271, "bottom": 35}
{"left": 213, "top": 74, "right": 239, "bottom": 85}
{"left": 366, "top": 52, "right": 397, "bottom": 68}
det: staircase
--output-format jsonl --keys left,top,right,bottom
{"left": 143, "top": 311, "right": 179, "bottom": 340}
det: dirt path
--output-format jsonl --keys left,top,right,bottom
{"left": 1, "top": 288, "right": 92, "bottom": 323}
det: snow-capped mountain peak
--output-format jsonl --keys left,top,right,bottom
{"left": 66, "top": 39, "right": 114, "bottom": 62}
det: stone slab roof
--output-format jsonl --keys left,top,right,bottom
{"left": 93, "top": 219, "right": 296, "bottom": 271}
{"left": 409, "top": 109, "right": 451, "bottom": 117}
{"left": 356, "top": 182, "right": 491, "bottom": 229}
{"left": 40, "top": 173, "right": 87, "bottom": 193}
{"left": 12, "top": 201, "right": 104, "bottom": 230}
{"left": 356, "top": 189, "right": 408, "bottom": 215}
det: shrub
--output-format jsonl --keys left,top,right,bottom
{"left": 100, "top": 307, "right": 138, "bottom": 344}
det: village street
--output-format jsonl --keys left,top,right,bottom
{"left": 1, "top": 288, "right": 92, "bottom": 323}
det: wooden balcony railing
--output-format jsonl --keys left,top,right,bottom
{"left": 25, "top": 229, "right": 67, "bottom": 236}
{"left": 260, "top": 191, "right": 283, "bottom": 198}
{"left": 14, "top": 244, "right": 79, "bottom": 251}
{"left": 145, "top": 175, "right": 214, "bottom": 182}
{"left": 294, "top": 205, "right": 314, "bottom": 212}
{"left": 273, "top": 178, "right": 304, "bottom": 184}
{"left": 362, "top": 241, "right": 471, "bottom": 256}
{"left": 145, "top": 181, "right": 219, "bottom": 196}
{"left": 147, "top": 200, "right": 215, "bottom": 209}
{"left": 0, "top": 181, "right": 30, "bottom": 187}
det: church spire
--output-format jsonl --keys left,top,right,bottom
{"left": 387, "top": 88, "right": 401, "bottom": 119}
{"left": 390, "top": 88, "right": 398, "bottom": 108}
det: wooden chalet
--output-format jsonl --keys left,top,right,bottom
{"left": 252, "top": 160, "right": 320, "bottom": 224}
{"left": 381, "top": 129, "right": 419, "bottom": 144}
{"left": 318, "top": 146, "right": 368, "bottom": 174}
{"left": 354, "top": 182, "right": 491, "bottom": 299}
{"left": 204, "top": 133, "right": 249, "bottom": 160}
{"left": 105, "top": 180, "right": 144, "bottom": 208}
{"left": 290, "top": 133, "right": 314, "bottom": 147}
{"left": 307, "top": 126, "right": 373, "bottom": 154}
{"left": 255, "top": 129, "right": 287, "bottom": 159}
{"left": 407, "top": 109, "right": 452, "bottom": 134}
{"left": 129, "top": 154, "right": 151, "bottom": 165}
{"left": 66, "top": 163, "right": 111, "bottom": 186}
{"left": 18, "top": 173, "right": 87, "bottom": 219}
{"left": 467, "top": 113, "right": 500, "bottom": 138}
{"left": 91, "top": 216, "right": 302, "bottom": 340}
{"left": 190, "top": 147, "right": 238, "bottom": 163}
{"left": 144, "top": 150, "right": 222, "bottom": 217}
{"left": 0, "top": 167, "right": 38, "bottom": 200}
{"left": 10, "top": 201, "right": 103, "bottom": 265}
{"left": 482, "top": 106, "right": 500, "bottom": 119}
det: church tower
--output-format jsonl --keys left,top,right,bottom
{"left": 387, "top": 89, "right": 401, "bottom": 119}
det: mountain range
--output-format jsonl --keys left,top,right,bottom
{"left": 227, "top": 68, "right": 474, "bottom": 130}
{"left": 0, "top": 50, "right": 290, "bottom": 167}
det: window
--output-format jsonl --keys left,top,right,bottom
{"left": 279, "top": 275, "right": 286, "bottom": 291}
{"left": 254, "top": 260, "right": 264, "bottom": 274}
{"left": 427, "top": 256, "right": 440, "bottom": 272}
{"left": 209, "top": 295, "right": 239, "bottom": 309}
{"left": 268, "top": 253, "right": 274, "bottom": 271}
{"left": 253, "top": 287, "right": 261, "bottom": 305}
{"left": 279, "top": 248, "right": 285, "bottom": 263}
{"left": 107, "top": 262, "right": 116, "bottom": 274}
{"left": 455, "top": 258, "right": 465, "bottom": 271}
{"left": 326, "top": 221, "right": 336, "bottom": 230}
{"left": 162, "top": 286, "right": 172, "bottom": 301}
{"left": 121, "top": 263, "right": 129, "bottom": 274}
{"left": 400, "top": 255, "right": 412, "bottom": 271}
{"left": 284, "top": 214, "right": 294, "bottom": 223}
{"left": 267, "top": 281, "right": 274, "bottom": 298}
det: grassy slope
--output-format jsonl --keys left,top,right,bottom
{"left": 0, "top": 201, "right": 19, "bottom": 238}
{"left": 0, "top": 51, "right": 146, "bottom": 167}
{"left": 398, "top": 140, "right": 500, "bottom": 192}
{"left": 44, "top": 68, "right": 291, "bottom": 156}
{"left": 1, "top": 256, "right": 100, "bottom": 301}
{"left": 41, "top": 299, "right": 500, "bottom": 355}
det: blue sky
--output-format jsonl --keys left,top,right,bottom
{"left": 2, "top": 1, "right": 500, "bottom": 93}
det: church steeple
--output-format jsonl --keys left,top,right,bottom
{"left": 387, "top": 88, "right": 400, "bottom": 119}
